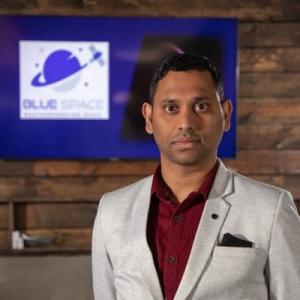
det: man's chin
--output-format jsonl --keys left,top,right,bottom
{"left": 169, "top": 153, "right": 205, "bottom": 166}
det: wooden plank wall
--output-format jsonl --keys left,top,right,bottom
{"left": 0, "top": 0, "right": 299, "bottom": 253}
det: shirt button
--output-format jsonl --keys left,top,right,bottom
{"left": 174, "top": 215, "right": 182, "bottom": 222}
{"left": 168, "top": 256, "right": 175, "bottom": 264}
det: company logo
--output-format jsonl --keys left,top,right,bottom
{"left": 19, "top": 41, "right": 109, "bottom": 120}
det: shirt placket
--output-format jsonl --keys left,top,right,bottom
{"left": 163, "top": 205, "right": 185, "bottom": 300}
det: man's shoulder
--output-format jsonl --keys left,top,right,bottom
{"left": 98, "top": 175, "right": 153, "bottom": 211}
{"left": 233, "top": 171, "right": 285, "bottom": 192}
{"left": 230, "top": 169, "right": 292, "bottom": 203}
{"left": 218, "top": 166, "right": 296, "bottom": 227}
{"left": 104, "top": 175, "right": 153, "bottom": 199}
{"left": 96, "top": 175, "right": 153, "bottom": 228}
{"left": 217, "top": 160, "right": 291, "bottom": 200}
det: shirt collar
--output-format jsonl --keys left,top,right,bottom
{"left": 151, "top": 160, "right": 219, "bottom": 203}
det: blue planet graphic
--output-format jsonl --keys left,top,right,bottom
{"left": 31, "top": 49, "right": 102, "bottom": 87}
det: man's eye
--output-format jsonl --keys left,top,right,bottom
{"left": 194, "top": 103, "right": 208, "bottom": 112}
{"left": 163, "top": 104, "right": 179, "bottom": 113}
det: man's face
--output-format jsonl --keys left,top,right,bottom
{"left": 142, "top": 70, "right": 232, "bottom": 167}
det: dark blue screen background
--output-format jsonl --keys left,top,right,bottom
{"left": 0, "top": 16, "right": 237, "bottom": 159}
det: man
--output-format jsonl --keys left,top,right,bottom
{"left": 92, "top": 53, "right": 300, "bottom": 300}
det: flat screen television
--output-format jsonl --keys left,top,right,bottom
{"left": 0, "top": 16, "right": 237, "bottom": 159}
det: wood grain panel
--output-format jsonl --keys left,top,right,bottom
{"left": 240, "top": 48, "right": 300, "bottom": 72}
{"left": 240, "top": 73, "right": 300, "bottom": 98}
{"left": 44, "top": 1, "right": 299, "bottom": 21}
{"left": 22, "top": 228, "right": 92, "bottom": 251}
{"left": 0, "top": 228, "right": 92, "bottom": 253}
{"left": 0, "top": 160, "right": 157, "bottom": 177}
{"left": 0, "top": 204, "right": 8, "bottom": 229}
{"left": 15, "top": 203, "right": 98, "bottom": 229}
{"left": 240, "top": 23, "right": 300, "bottom": 47}
{"left": 238, "top": 124, "right": 300, "bottom": 150}
{"left": 223, "top": 151, "right": 300, "bottom": 175}
{"left": 0, "top": 0, "right": 39, "bottom": 10}
{"left": 0, "top": 1, "right": 298, "bottom": 21}
{"left": 0, "top": 231, "right": 9, "bottom": 250}
{"left": 238, "top": 98, "right": 300, "bottom": 124}
{"left": 33, "top": 160, "right": 158, "bottom": 177}
{"left": 0, "top": 176, "right": 142, "bottom": 202}
{"left": 0, "top": 161, "right": 33, "bottom": 176}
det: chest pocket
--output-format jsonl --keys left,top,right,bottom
{"left": 210, "top": 246, "right": 267, "bottom": 279}
{"left": 190, "top": 247, "right": 268, "bottom": 300}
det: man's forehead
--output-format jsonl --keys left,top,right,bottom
{"left": 156, "top": 70, "right": 216, "bottom": 91}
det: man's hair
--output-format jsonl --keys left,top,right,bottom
{"left": 149, "top": 53, "right": 224, "bottom": 102}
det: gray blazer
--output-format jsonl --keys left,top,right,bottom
{"left": 92, "top": 161, "right": 300, "bottom": 300}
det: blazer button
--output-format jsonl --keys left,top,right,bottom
{"left": 211, "top": 213, "right": 219, "bottom": 220}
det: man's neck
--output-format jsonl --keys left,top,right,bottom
{"left": 160, "top": 158, "right": 217, "bottom": 203}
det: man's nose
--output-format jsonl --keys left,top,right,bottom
{"left": 178, "top": 107, "right": 198, "bottom": 131}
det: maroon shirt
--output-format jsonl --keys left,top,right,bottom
{"left": 147, "top": 162, "right": 219, "bottom": 300}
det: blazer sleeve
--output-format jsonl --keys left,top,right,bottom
{"left": 266, "top": 190, "right": 300, "bottom": 300}
{"left": 92, "top": 194, "right": 117, "bottom": 300}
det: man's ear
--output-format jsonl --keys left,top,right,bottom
{"left": 221, "top": 99, "right": 233, "bottom": 132}
{"left": 142, "top": 102, "right": 153, "bottom": 135}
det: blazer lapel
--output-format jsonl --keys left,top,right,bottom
{"left": 174, "top": 161, "right": 234, "bottom": 300}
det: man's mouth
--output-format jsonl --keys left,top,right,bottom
{"left": 176, "top": 139, "right": 198, "bottom": 144}
{"left": 172, "top": 137, "right": 202, "bottom": 148}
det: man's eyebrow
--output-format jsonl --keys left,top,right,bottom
{"left": 193, "top": 96, "right": 209, "bottom": 101}
{"left": 160, "top": 98, "right": 178, "bottom": 104}
{"left": 159, "top": 96, "right": 209, "bottom": 104}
